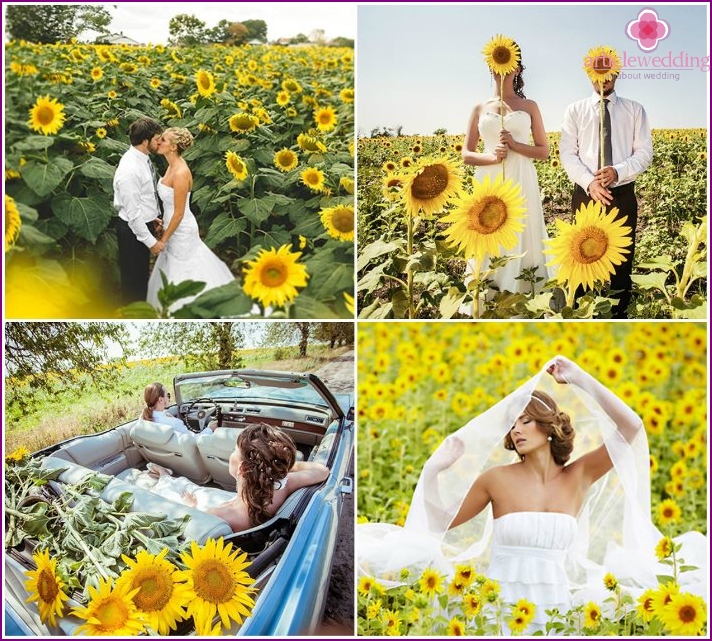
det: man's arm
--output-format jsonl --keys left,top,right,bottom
{"left": 115, "top": 166, "right": 158, "bottom": 249}
{"left": 611, "top": 101, "right": 653, "bottom": 185}
{"left": 560, "top": 103, "right": 596, "bottom": 192}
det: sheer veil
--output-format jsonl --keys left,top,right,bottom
{"left": 357, "top": 357, "right": 707, "bottom": 604}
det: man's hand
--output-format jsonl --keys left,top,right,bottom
{"left": 594, "top": 166, "right": 618, "bottom": 189}
{"left": 587, "top": 181, "right": 613, "bottom": 206}
{"left": 150, "top": 240, "right": 165, "bottom": 255}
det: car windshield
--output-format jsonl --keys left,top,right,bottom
{"left": 175, "top": 373, "right": 330, "bottom": 408}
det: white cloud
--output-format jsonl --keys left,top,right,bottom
{"left": 103, "top": 2, "right": 355, "bottom": 45}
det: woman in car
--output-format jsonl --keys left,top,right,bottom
{"left": 142, "top": 382, "right": 213, "bottom": 435}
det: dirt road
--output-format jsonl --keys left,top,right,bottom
{"left": 314, "top": 350, "right": 355, "bottom": 635}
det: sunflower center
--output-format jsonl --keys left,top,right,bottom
{"left": 278, "top": 152, "right": 293, "bottom": 166}
{"left": 679, "top": 605, "right": 697, "bottom": 623}
{"left": 36, "top": 106, "right": 57, "bottom": 127}
{"left": 95, "top": 597, "right": 131, "bottom": 632}
{"left": 331, "top": 207, "right": 354, "bottom": 233}
{"left": 193, "top": 560, "right": 236, "bottom": 604}
{"left": 571, "top": 227, "right": 609, "bottom": 263}
{"left": 131, "top": 568, "right": 173, "bottom": 612}
{"left": 305, "top": 171, "right": 320, "bottom": 185}
{"left": 590, "top": 609, "right": 599, "bottom": 621}
{"left": 199, "top": 75, "right": 210, "bottom": 90}
{"left": 411, "top": 164, "right": 448, "bottom": 200}
{"left": 260, "top": 261, "right": 288, "bottom": 287}
{"left": 318, "top": 112, "right": 332, "bottom": 124}
{"left": 467, "top": 196, "right": 507, "bottom": 234}
{"left": 37, "top": 568, "right": 59, "bottom": 603}
{"left": 492, "top": 46, "right": 512, "bottom": 65}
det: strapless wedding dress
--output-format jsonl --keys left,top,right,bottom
{"left": 463, "top": 110, "right": 551, "bottom": 304}
{"left": 147, "top": 181, "right": 234, "bottom": 313}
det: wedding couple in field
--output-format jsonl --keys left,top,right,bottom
{"left": 465, "top": 41, "right": 652, "bottom": 319}
{"left": 113, "top": 117, "right": 234, "bottom": 313}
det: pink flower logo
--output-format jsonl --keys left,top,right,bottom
{"left": 626, "top": 8, "right": 670, "bottom": 52}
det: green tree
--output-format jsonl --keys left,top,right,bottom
{"left": 314, "top": 323, "right": 354, "bottom": 349}
{"left": 138, "top": 322, "right": 244, "bottom": 371}
{"left": 4, "top": 322, "right": 130, "bottom": 410}
{"left": 264, "top": 323, "right": 352, "bottom": 357}
{"left": 241, "top": 19, "right": 267, "bottom": 42}
{"left": 168, "top": 13, "right": 208, "bottom": 46}
{"left": 5, "top": 4, "right": 112, "bottom": 44}
{"left": 433, "top": 127, "right": 448, "bottom": 135}
{"left": 329, "top": 36, "right": 354, "bottom": 48}
{"left": 204, "top": 18, "right": 230, "bottom": 43}
{"left": 225, "top": 22, "right": 249, "bottom": 46}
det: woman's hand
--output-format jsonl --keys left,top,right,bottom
{"left": 546, "top": 355, "right": 584, "bottom": 385}
{"left": 499, "top": 129, "right": 514, "bottom": 147}
{"left": 491, "top": 144, "right": 508, "bottom": 163}
{"left": 427, "top": 435, "right": 465, "bottom": 472}
{"left": 182, "top": 491, "right": 197, "bottom": 507}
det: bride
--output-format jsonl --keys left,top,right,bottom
{"left": 461, "top": 45, "right": 551, "bottom": 302}
{"left": 147, "top": 127, "right": 234, "bottom": 313}
{"left": 358, "top": 356, "right": 707, "bottom": 633}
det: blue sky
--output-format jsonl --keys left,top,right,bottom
{"left": 357, "top": 3, "right": 709, "bottom": 135}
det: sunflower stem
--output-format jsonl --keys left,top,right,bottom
{"left": 565, "top": 282, "right": 577, "bottom": 310}
{"left": 500, "top": 74, "right": 506, "bottom": 181}
{"left": 406, "top": 213, "right": 414, "bottom": 319}
{"left": 471, "top": 257, "right": 482, "bottom": 319}
{"left": 599, "top": 85, "right": 604, "bottom": 171}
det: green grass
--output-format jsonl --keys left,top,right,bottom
{"left": 5, "top": 345, "right": 351, "bottom": 454}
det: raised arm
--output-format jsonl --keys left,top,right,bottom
{"left": 286, "top": 460, "right": 329, "bottom": 491}
{"left": 547, "top": 355, "right": 644, "bottom": 484}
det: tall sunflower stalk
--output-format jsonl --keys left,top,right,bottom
{"left": 583, "top": 46, "right": 622, "bottom": 170}
{"left": 482, "top": 35, "right": 521, "bottom": 180}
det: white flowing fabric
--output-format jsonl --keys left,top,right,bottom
{"left": 147, "top": 181, "right": 234, "bottom": 313}
{"left": 357, "top": 358, "right": 708, "bottom": 619}
{"left": 462, "top": 110, "right": 551, "bottom": 304}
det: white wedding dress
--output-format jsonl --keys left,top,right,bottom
{"left": 147, "top": 181, "right": 234, "bottom": 313}
{"left": 464, "top": 111, "right": 550, "bottom": 298}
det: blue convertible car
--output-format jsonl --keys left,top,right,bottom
{"left": 4, "top": 369, "right": 354, "bottom": 636}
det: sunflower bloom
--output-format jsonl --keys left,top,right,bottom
{"left": 544, "top": 200, "right": 632, "bottom": 294}
{"left": 583, "top": 45, "right": 622, "bottom": 83}
{"left": 340, "top": 176, "right": 354, "bottom": 194}
{"left": 441, "top": 173, "right": 525, "bottom": 262}
{"left": 339, "top": 88, "right": 354, "bottom": 103}
{"left": 462, "top": 592, "right": 482, "bottom": 618}
{"left": 603, "top": 572, "right": 618, "bottom": 591}
{"left": 242, "top": 245, "right": 309, "bottom": 308}
{"left": 28, "top": 95, "right": 66, "bottom": 135}
{"left": 400, "top": 156, "right": 463, "bottom": 218}
{"left": 5, "top": 195, "right": 22, "bottom": 252}
{"left": 314, "top": 106, "right": 337, "bottom": 132}
{"left": 583, "top": 601, "right": 602, "bottom": 629}
{"left": 514, "top": 598, "right": 536, "bottom": 622}
{"left": 72, "top": 576, "right": 145, "bottom": 635}
{"left": 6, "top": 444, "right": 30, "bottom": 462}
{"left": 300, "top": 167, "right": 326, "bottom": 192}
{"left": 636, "top": 588, "right": 657, "bottom": 622}
{"left": 508, "top": 612, "right": 529, "bottom": 634}
{"left": 195, "top": 69, "right": 216, "bottom": 97}
{"left": 229, "top": 112, "right": 259, "bottom": 133}
{"left": 225, "top": 151, "right": 248, "bottom": 181}
{"left": 418, "top": 567, "right": 445, "bottom": 600}
{"left": 117, "top": 548, "right": 191, "bottom": 635}
{"left": 357, "top": 576, "right": 374, "bottom": 597}
{"left": 655, "top": 536, "right": 675, "bottom": 560}
{"left": 297, "top": 133, "right": 327, "bottom": 153}
{"left": 175, "top": 538, "right": 256, "bottom": 636}
{"left": 656, "top": 498, "right": 682, "bottom": 525}
{"left": 320, "top": 205, "right": 354, "bottom": 241}
{"left": 447, "top": 617, "right": 466, "bottom": 636}
{"left": 381, "top": 609, "right": 402, "bottom": 636}
{"left": 90, "top": 67, "right": 103, "bottom": 81}
{"left": 24, "top": 549, "right": 69, "bottom": 626}
{"left": 482, "top": 34, "right": 521, "bottom": 76}
{"left": 660, "top": 592, "right": 707, "bottom": 636}
{"left": 274, "top": 148, "right": 298, "bottom": 172}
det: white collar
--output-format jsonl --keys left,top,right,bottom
{"left": 589, "top": 91, "right": 618, "bottom": 106}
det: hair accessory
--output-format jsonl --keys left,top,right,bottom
{"left": 547, "top": 435, "right": 553, "bottom": 442}
{"left": 531, "top": 395, "right": 553, "bottom": 412}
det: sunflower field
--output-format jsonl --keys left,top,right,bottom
{"left": 356, "top": 321, "right": 708, "bottom": 636}
{"left": 356, "top": 129, "right": 707, "bottom": 319}
{"left": 4, "top": 40, "right": 354, "bottom": 319}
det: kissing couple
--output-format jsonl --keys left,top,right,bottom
{"left": 113, "top": 117, "right": 233, "bottom": 314}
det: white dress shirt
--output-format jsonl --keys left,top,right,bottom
{"left": 151, "top": 411, "right": 213, "bottom": 435}
{"left": 560, "top": 91, "right": 653, "bottom": 191}
{"left": 113, "top": 146, "right": 160, "bottom": 248}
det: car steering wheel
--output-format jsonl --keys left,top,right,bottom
{"left": 184, "top": 398, "right": 220, "bottom": 433}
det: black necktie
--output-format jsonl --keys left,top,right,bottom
{"left": 148, "top": 158, "right": 163, "bottom": 218}
{"left": 600, "top": 98, "right": 613, "bottom": 169}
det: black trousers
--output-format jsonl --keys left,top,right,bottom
{"left": 571, "top": 183, "right": 637, "bottom": 318}
{"left": 116, "top": 218, "right": 151, "bottom": 305}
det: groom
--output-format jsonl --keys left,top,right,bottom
{"left": 560, "top": 71, "right": 652, "bottom": 318}
{"left": 113, "top": 117, "right": 165, "bottom": 305}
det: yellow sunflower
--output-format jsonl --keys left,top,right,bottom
{"left": 382, "top": 160, "right": 398, "bottom": 173}
{"left": 95, "top": 127, "right": 107, "bottom": 138}
{"left": 24, "top": 549, "right": 69, "bottom": 626}
{"left": 382, "top": 173, "right": 405, "bottom": 202}
{"left": 447, "top": 617, "right": 466, "bottom": 636}
{"left": 300, "top": 166, "right": 326, "bottom": 192}
{"left": 117, "top": 548, "right": 190, "bottom": 635}
{"left": 225, "top": 151, "right": 248, "bottom": 181}
{"left": 107, "top": 90, "right": 118, "bottom": 99}
{"left": 381, "top": 609, "right": 402, "bottom": 636}
{"left": 297, "top": 133, "right": 326, "bottom": 153}
{"left": 400, "top": 156, "right": 463, "bottom": 218}
{"left": 418, "top": 567, "right": 445, "bottom": 600}
{"left": 72, "top": 576, "right": 145, "bottom": 636}
{"left": 462, "top": 592, "right": 482, "bottom": 618}
{"left": 544, "top": 200, "right": 632, "bottom": 295}
{"left": 242, "top": 245, "right": 309, "bottom": 308}
{"left": 28, "top": 95, "right": 66, "bottom": 135}
{"left": 482, "top": 34, "right": 521, "bottom": 76}
{"left": 195, "top": 69, "right": 216, "bottom": 98}
{"left": 6, "top": 444, "right": 30, "bottom": 462}
{"left": 320, "top": 204, "right": 354, "bottom": 241}
{"left": 5, "top": 194, "right": 22, "bottom": 252}
{"left": 228, "top": 112, "right": 259, "bottom": 133}
{"left": 357, "top": 576, "right": 374, "bottom": 597}
{"left": 636, "top": 588, "right": 657, "bottom": 622}
{"left": 276, "top": 90, "right": 290, "bottom": 106}
{"left": 583, "top": 601, "right": 602, "bottom": 629}
{"left": 340, "top": 176, "right": 354, "bottom": 194}
{"left": 603, "top": 572, "right": 618, "bottom": 591}
{"left": 273, "top": 148, "right": 298, "bottom": 172}
{"left": 90, "top": 66, "right": 103, "bottom": 81}
{"left": 441, "top": 173, "right": 526, "bottom": 261}
{"left": 655, "top": 536, "right": 675, "bottom": 561}
{"left": 514, "top": 598, "right": 536, "bottom": 621}
{"left": 583, "top": 45, "right": 622, "bottom": 83}
{"left": 282, "top": 78, "right": 302, "bottom": 93}
{"left": 454, "top": 564, "right": 475, "bottom": 587}
{"left": 660, "top": 592, "right": 707, "bottom": 636}
{"left": 314, "top": 105, "right": 338, "bottom": 132}
{"left": 656, "top": 498, "right": 682, "bottom": 525}
{"left": 339, "top": 88, "right": 354, "bottom": 103}
{"left": 150, "top": 78, "right": 161, "bottom": 89}
{"left": 174, "top": 538, "right": 256, "bottom": 636}
{"left": 508, "top": 612, "right": 529, "bottom": 634}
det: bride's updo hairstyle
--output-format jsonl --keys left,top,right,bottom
{"left": 512, "top": 43, "right": 526, "bottom": 99}
{"left": 164, "top": 127, "right": 194, "bottom": 154}
{"left": 236, "top": 423, "right": 297, "bottom": 526}
{"left": 504, "top": 390, "right": 574, "bottom": 465}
